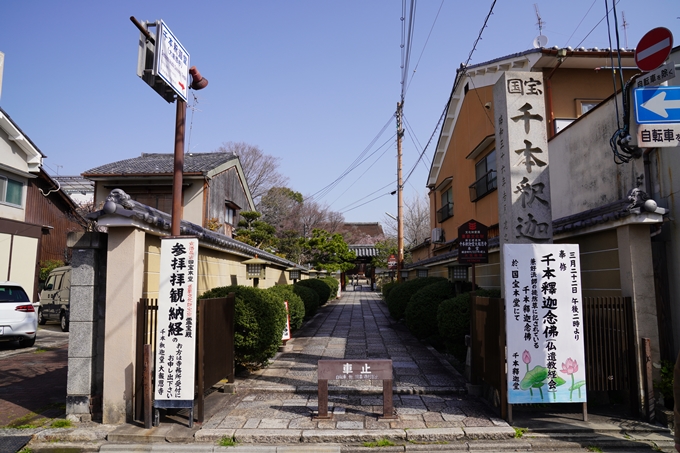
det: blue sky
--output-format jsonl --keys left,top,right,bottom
{"left": 0, "top": 1, "right": 677, "bottom": 222}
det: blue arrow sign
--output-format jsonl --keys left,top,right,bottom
{"left": 635, "top": 86, "right": 680, "bottom": 124}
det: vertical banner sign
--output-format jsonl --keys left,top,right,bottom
{"left": 155, "top": 237, "right": 198, "bottom": 402}
{"left": 282, "top": 301, "right": 291, "bottom": 341}
{"left": 494, "top": 72, "right": 553, "bottom": 249}
{"left": 504, "top": 243, "right": 586, "bottom": 404}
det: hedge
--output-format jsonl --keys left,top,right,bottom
{"left": 293, "top": 284, "right": 320, "bottom": 317}
{"left": 199, "top": 285, "right": 286, "bottom": 368}
{"left": 265, "top": 285, "right": 305, "bottom": 331}
{"left": 295, "top": 279, "right": 331, "bottom": 305}
{"left": 437, "top": 289, "right": 501, "bottom": 361}
{"left": 381, "top": 281, "right": 400, "bottom": 299}
{"left": 320, "top": 276, "right": 339, "bottom": 300}
{"left": 385, "top": 276, "right": 447, "bottom": 320}
{"left": 405, "top": 280, "right": 456, "bottom": 340}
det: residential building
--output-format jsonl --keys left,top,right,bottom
{"left": 0, "top": 107, "right": 44, "bottom": 296}
{"left": 413, "top": 46, "right": 673, "bottom": 416}
{"left": 82, "top": 152, "right": 254, "bottom": 237}
{"left": 0, "top": 108, "right": 88, "bottom": 298}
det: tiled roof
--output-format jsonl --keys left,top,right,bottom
{"left": 407, "top": 198, "right": 654, "bottom": 269}
{"left": 53, "top": 175, "right": 94, "bottom": 192}
{"left": 89, "top": 188, "right": 303, "bottom": 270}
{"left": 82, "top": 152, "right": 237, "bottom": 176}
{"left": 349, "top": 245, "right": 379, "bottom": 257}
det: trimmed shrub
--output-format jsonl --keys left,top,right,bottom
{"left": 405, "top": 280, "right": 456, "bottom": 340}
{"left": 265, "top": 285, "right": 305, "bottom": 332}
{"left": 437, "top": 289, "right": 500, "bottom": 361}
{"left": 320, "top": 276, "right": 339, "bottom": 300}
{"left": 385, "top": 277, "right": 447, "bottom": 320}
{"left": 293, "top": 284, "right": 320, "bottom": 318}
{"left": 295, "top": 279, "right": 331, "bottom": 305}
{"left": 381, "top": 281, "right": 400, "bottom": 299}
{"left": 199, "top": 285, "right": 286, "bottom": 368}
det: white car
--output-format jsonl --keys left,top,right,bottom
{"left": 0, "top": 282, "right": 37, "bottom": 348}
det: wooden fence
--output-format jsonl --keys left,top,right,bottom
{"left": 135, "top": 295, "right": 235, "bottom": 424}
{"left": 472, "top": 295, "right": 636, "bottom": 418}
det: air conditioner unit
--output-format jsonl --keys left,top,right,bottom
{"left": 431, "top": 228, "right": 445, "bottom": 243}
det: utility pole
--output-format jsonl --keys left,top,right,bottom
{"left": 171, "top": 99, "right": 186, "bottom": 236}
{"left": 396, "top": 102, "right": 404, "bottom": 282}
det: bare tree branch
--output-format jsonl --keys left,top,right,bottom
{"left": 381, "top": 193, "right": 430, "bottom": 248}
{"left": 215, "top": 141, "right": 288, "bottom": 206}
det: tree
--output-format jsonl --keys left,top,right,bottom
{"left": 277, "top": 229, "right": 305, "bottom": 264}
{"left": 215, "top": 142, "right": 288, "bottom": 206}
{"left": 259, "top": 187, "right": 303, "bottom": 229}
{"left": 371, "top": 237, "right": 399, "bottom": 269}
{"left": 382, "top": 193, "right": 430, "bottom": 248}
{"left": 302, "top": 229, "right": 355, "bottom": 273}
{"left": 233, "top": 211, "right": 277, "bottom": 251}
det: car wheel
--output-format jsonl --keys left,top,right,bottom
{"left": 18, "top": 336, "right": 36, "bottom": 348}
{"left": 38, "top": 308, "right": 47, "bottom": 325}
{"left": 60, "top": 312, "right": 70, "bottom": 332}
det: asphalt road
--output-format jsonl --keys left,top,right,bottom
{"left": 0, "top": 322, "right": 69, "bottom": 430}
{"left": 0, "top": 323, "right": 69, "bottom": 359}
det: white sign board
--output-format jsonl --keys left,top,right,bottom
{"left": 282, "top": 301, "right": 291, "bottom": 341}
{"left": 637, "top": 123, "right": 680, "bottom": 148}
{"left": 634, "top": 63, "right": 676, "bottom": 89}
{"left": 155, "top": 21, "right": 189, "bottom": 102}
{"left": 154, "top": 237, "right": 198, "bottom": 401}
{"left": 504, "top": 243, "right": 586, "bottom": 404}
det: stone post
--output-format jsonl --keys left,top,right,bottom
{"left": 66, "top": 232, "right": 107, "bottom": 422}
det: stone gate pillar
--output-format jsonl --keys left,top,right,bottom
{"left": 66, "top": 232, "right": 107, "bottom": 422}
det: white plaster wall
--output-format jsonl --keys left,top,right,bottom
{"left": 183, "top": 180, "right": 204, "bottom": 226}
{"left": 649, "top": 49, "right": 680, "bottom": 355}
{"left": 102, "top": 227, "right": 145, "bottom": 424}
{"left": 0, "top": 128, "right": 31, "bottom": 174}
{"left": 0, "top": 130, "right": 30, "bottom": 221}
{"left": 549, "top": 95, "right": 646, "bottom": 220}
{"left": 8, "top": 235, "right": 38, "bottom": 296}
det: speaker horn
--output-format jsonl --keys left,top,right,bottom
{"left": 189, "top": 66, "right": 208, "bottom": 90}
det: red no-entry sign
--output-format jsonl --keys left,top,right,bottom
{"left": 635, "top": 27, "right": 673, "bottom": 72}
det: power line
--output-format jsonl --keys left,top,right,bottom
{"left": 340, "top": 189, "right": 395, "bottom": 214}
{"left": 306, "top": 113, "right": 395, "bottom": 202}
{"left": 564, "top": 0, "right": 597, "bottom": 48}
{"left": 574, "top": 0, "right": 621, "bottom": 49}
{"left": 405, "top": 0, "right": 445, "bottom": 95}
{"left": 402, "top": 115, "right": 431, "bottom": 178}
{"left": 400, "top": 0, "right": 417, "bottom": 102}
{"left": 403, "top": 0, "right": 498, "bottom": 188}
{"left": 328, "top": 135, "right": 397, "bottom": 208}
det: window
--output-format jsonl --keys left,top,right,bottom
{"left": 0, "top": 176, "right": 24, "bottom": 207}
{"left": 224, "top": 200, "right": 240, "bottom": 226}
{"left": 449, "top": 265, "right": 468, "bottom": 281}
{"left": 576, "top": 99, "right": 601, "bottom": 116}
{"left": 225, "top": 207, "right": 235, "bottom": 225}
{"left": 437, "top": 187, "right": 453, "bottom": 222}
{"left": 469, "top": 150, "right": 497, "bottom": 201}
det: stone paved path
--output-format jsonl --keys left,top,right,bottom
{"left": 197, "top": 288, "right": 510, "bottom": 440}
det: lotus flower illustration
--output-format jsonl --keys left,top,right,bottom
{"left": 560, "top": 357, "right": 585, "bottom": 400}
{"left": 560, "top": 358, "right": 578, "bottom": 375}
